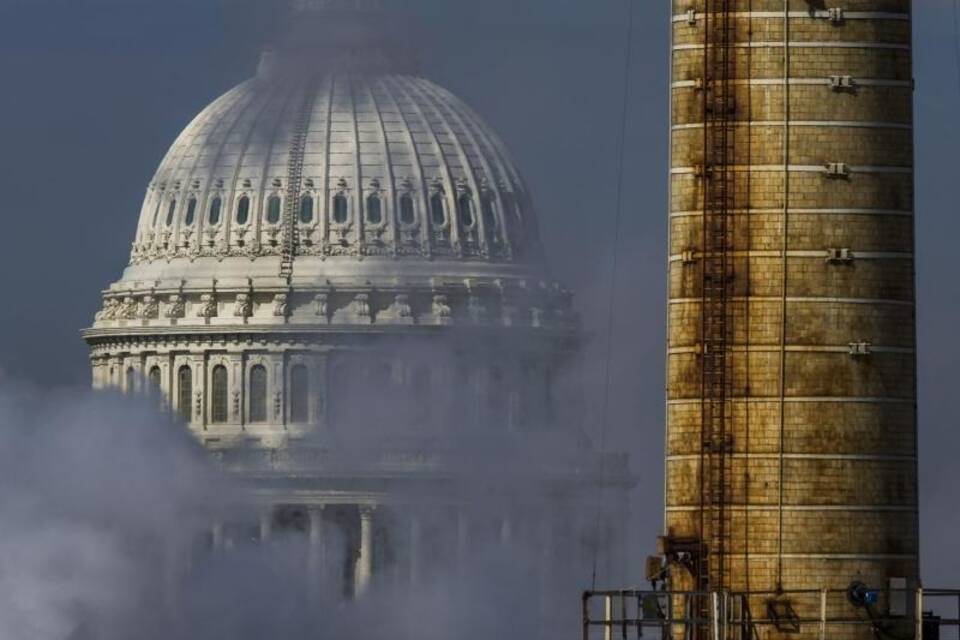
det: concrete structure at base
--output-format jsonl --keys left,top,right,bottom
{"left": 83, "top": 0, "right": 631, "bottom": 618}
{"left": 665, "top": 0, "right": 918, "bottom": 634}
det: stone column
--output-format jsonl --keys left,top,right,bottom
{"left": 259, "top": 508, "right": 272, "bottom": 543}
{"left": 499, "top": 515, "right": 512, "bottom": 546}
{"left": 354, "top": 506, "right": 374, "bottom": 596}
{"left": 537, "top": 514, "right": 554, "bottom": 631}
{"left": 409, "top": 512, "right": 421, "bottom": 586}
{"left": 211, "top": 520, "right": 224, "bottom": 552}
{"left": 307, "top": 505, "right": 326, "bottom": 600}
{"left": 456, "top": 508, "right": 469, "bottom": 570}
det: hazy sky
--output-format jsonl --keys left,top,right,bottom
{"left": 0, "top": 0, "right": 957, "bottom": 589}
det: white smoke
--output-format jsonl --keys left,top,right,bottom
{"left": 0, "top": 373, "right": 629, "bottom": 640}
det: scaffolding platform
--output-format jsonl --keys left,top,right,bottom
{"left": 583, "top": 588, "right": 960, "bottom": 640}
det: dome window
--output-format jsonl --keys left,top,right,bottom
{"left": 332, "top": 194, "right": 349, "bottom": 225}
{"left": 185, "top": 198, "right": 197, "bottom": 226}
{"left": 266, "top": 195, "right": 282, "bottom": 225}
{"left": 152, "top": 201, "right": 162, "bottom": 226}
{"left": 148, "top": 366, "right": 162, "bottom": 392}
{"left": 249, "top": 365, "right": 267, "bottom": 423}
{"left": 208, "top": 197, "right": 222, "bottom": 225}
{"left": 430, "top": 193, "right": 446, "bottom": 227}
{"left": 482, "top": 198, "right": 500, "bottom": 244}
{"left": 457, "top": 194, "right": 475, "bottom": 228}
{"left": 300, "top": 195, "right": 314, "bottom": 224}
{"left": 211, "top": 365, "right": 229, "bottom": 423}
{"left": 236, "top": 196, "right": 251, "bottom": 225}
{"left": 399, "top": 193, "right": 416, "bottom": 225}
{"left": 289, "top": 365, "right": 310, "bottom": 424}
{"left": 366, "top": 194, "right": 383, "bottom": 225}
{"left": 166, "top": 200, "right": 177, "bottom": 227}
{"left": 177, "top": 366, "right": 192, "bottom": 422}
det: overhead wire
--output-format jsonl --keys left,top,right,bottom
{"left": 590, "top": 0, "right": 636, "bottom": 592}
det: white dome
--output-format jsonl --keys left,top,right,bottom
{"left": 126, "top": 71, "right": 543, "bottom": 281}
{"left": 92, "top": 66, "right": 573, "bottom": 333}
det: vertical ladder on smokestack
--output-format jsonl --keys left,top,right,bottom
{"left": 699, "top": 0, "right": 735, "bottom": 608}
{"left": 280, "top": 80, "right": 320, "bottom": 281}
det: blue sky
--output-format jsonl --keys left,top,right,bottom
{"left": 0, "top": 0, "right": 956, "bottom": 588}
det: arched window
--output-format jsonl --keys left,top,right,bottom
{"left": 185, "top": 198, "right": 197, "bottom": 226}
{"left": 147, "top": 366, "right": 162, "bottom": 393}
{"left": 457, "top": 194, "right": 475, "bottom": 228}
{"left": 266, "top": 195, "right": 281, "bottom": 224}
{"left": 152, "top": 201, "right": 161, "bottom": 226}
{"left": 236, "top": 196, "right": 250, "bottom": 225}
{"left": 165, "top": 200, "right": 177, "bottom": 227}
{"left": 332, "top": 194, "right": 349, "bottom": 224}
{"left": 249, "top": 365, "right": 267, "bottom": 423}
{"left": 211, "top": 365, "right": 229, "bottom": 423}
{"left": 289, "top": 365, "right": 310, "bottom": 423}
{"left": 412, "top": 364, "right": 432, "bottom": 426}
{"left": 399, "top": 193, "right": 416, "bottom": 225}
{"left": 430, "top": 193, "right": 446, "bottom": 226}
{"left": 177, "top": 366, "right": 193, "bottom": 422}
{"left": 208, "top": 197, "right": 222, "bottom": 225}
{"left": 366, "top": 194, "right": 383, "bottom": 225}
{"left": 125, "top": 367, "right": 137, "bottom": 393}
{"left": 484, "top": 365, "right": 507, "bottom": 427}
{"left": 299, "top": 195, "right": 314, "bottom": 224}
{"left": 482, "top": 198, "right": 498, "bottom": 241}
{"left": 369, "top": 362, "right": 392, "bottom": 389}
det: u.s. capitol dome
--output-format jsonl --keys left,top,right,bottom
{"left": 81, "top": 0, "right": 630, "bottom": 609}
{"left": 84, "top": 1, "right": 577, "bottom": 447}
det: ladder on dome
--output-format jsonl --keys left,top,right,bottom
{"left": 698, "top": 0, "right": 736, "bottom": 615}
{"left": 280, "top": 81, "right": 321, "bottom": 281}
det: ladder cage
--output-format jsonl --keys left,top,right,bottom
{"left": 698, "top": 0, "right": 738, "bottom": 596}
{"left": 582, "top": 589, "right": 960, "bottom": 640}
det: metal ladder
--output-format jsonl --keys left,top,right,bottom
{"left": 699, "top": 0, "right": 736, "bottom": 603}
{"left": 280, "top": 80, "right": 321, "bottom": 281}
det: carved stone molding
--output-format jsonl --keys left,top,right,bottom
{"left": 198, "top": 294, "right": 218, "bottom": 318}
{"left": 139, "top": 296, "right": 160, "bottom": 320}
{"left": 380, "top": 294, "right": 414, "bottom": 325}
{"left": 314, "top": 293, "right": 330, "bottom": 322}
{"left": 431, "top": 294, "right": 453, "bottom": 325}
{"left": 234, "top": 293, "right": 253, "bottom": 319}
{"left": 273, "top": 294, "right": 289, "bottom": 318}
{"left": 165, "top": 295, "right": 186, "bottom": 319}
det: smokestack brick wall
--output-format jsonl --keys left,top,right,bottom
{"left": 665, "top": 0, "right": 918, "bottom": 627}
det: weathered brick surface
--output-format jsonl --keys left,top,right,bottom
{"left": 668, "top": 401, "right": 916, "bottom": 456}
{"left": 673, "top": 85, "right": 913, "bottom": 126}
{"left": 665, "top": 6, "right": 918, "bottom": 618}
{"left": 671, "top": 213, "right": 914, "bottom": 253}
{"left": 673, "top": 1, "right": 909, "bottom": 13}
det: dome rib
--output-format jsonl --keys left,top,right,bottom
{"left": 363, "top": 74, "right": 398, "bottom": 252}
{"left": 371, "top": 75, "right": 430, "bottom": 257}
{"left": 415, "top": 77, "right": 507, "bottom": 252}
{"left": 221, "top": 80, "right": 288, "bottom": 254}
{"left": 128, "top": 73, "right": 541, "bottom": 272}
{"left": 407, "top": 76, "right": 485, "bottom": 249}
{"left": 385, "top": 75, "right": 462, "bottom": 254}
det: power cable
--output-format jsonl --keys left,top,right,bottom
{"left": 590, "top": 0, "right": 636, "bottom": 592}
{"left": 953, "top": 0, "right": 960, "bottom": 97}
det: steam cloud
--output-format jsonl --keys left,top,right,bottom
{"left": 0, "top": 370, "right": 629, "bottom": 640}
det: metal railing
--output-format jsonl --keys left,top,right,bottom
{"left": 583, "top": 588, "right": 960, "bottom": 640}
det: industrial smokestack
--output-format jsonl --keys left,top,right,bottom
{"left": 664, "top": 0, "right": 918, "bottom": 634}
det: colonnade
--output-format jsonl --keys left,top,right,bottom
{"left": 204, "top": 501, "right": 564, "bottom": 600}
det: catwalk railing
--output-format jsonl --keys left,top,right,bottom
{"left": 583, "top": 588, "right": 960, "bottom": 640}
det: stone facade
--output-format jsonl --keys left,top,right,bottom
{"left": 82, "top": 7, "right": 633, "bottom": 615}
{"left": 666, "top": 2, "right": 918, "bottom": 635}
